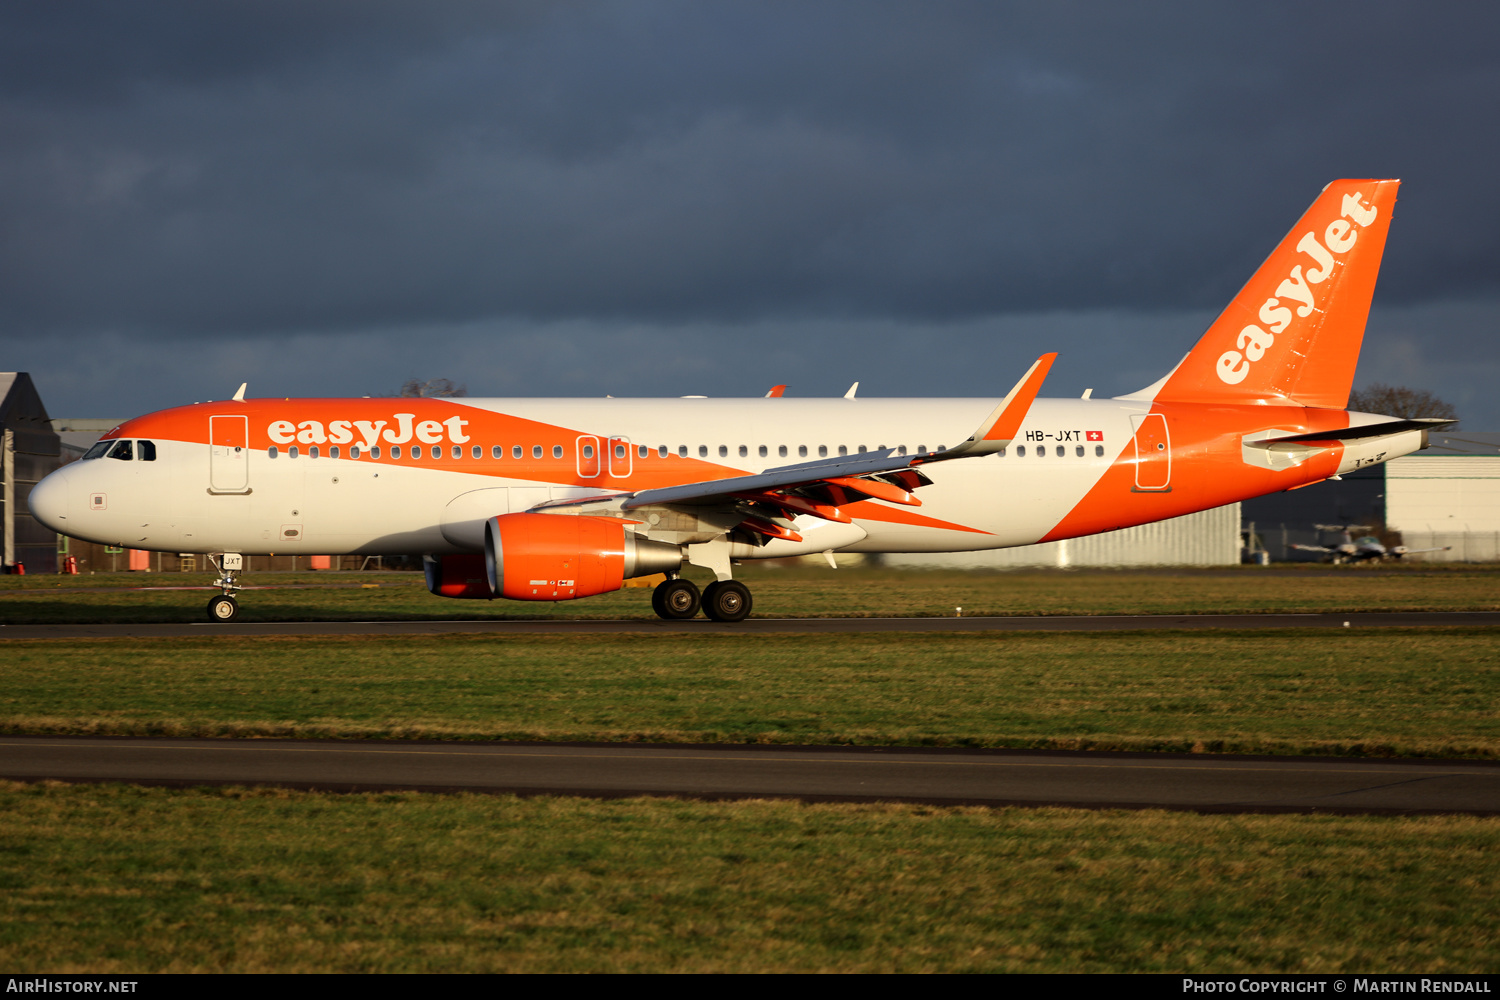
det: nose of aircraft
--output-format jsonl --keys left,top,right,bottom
{"left": 27, "top": 465, "right": 71, "bottom": 533}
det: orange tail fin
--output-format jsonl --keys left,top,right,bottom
{"left": 1153, "top": 179, "right": 1399, "bottom": 409}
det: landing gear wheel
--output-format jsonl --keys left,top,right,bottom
{"left": 652, "top": 578, "right": 701, "bottom": 620}
{"left": 207, "top": 595, "right": 239, "bottom": 622}
{"left": 702, "top": 580, "right": 752, "bottom": 622}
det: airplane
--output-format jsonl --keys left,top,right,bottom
{"left": 28, "top": 179, "right": 1457, "bottom": 622}
{"left": 1290, "top": 524, "right": 1452, "bottom": 564}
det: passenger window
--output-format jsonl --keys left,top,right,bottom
{"left": 411, "top": 447, "right": 422, "bottom": 461}
{"left": 107, "top": 440, "right": 133, "bottom": 461}
{"left": 269, "top": 446, "right": 279, "bottom": 458}
{"left": 532, "top": 445, "right": 542, "bottom": 459}
{"left": 819, "top": 445, "right": 827, "bottom": 457}
{"left": 700, "top": 445, "right": 709, "bottom": 458}
{"left": 330, "top": 446, "right": 340, "bottom": 459}
{"left": 309, "top": 446, "right": 320, "bottom": 459}
{"left": 473, "top": 446, "right": 482, "bottom": 459}
{"left": 738, "top": 445, "right": 748, "bottom": 458}
{"left": 798, "top": 445, "right": 807, "bottom": 457}
{"left": 290, "top": 445, "right": 300, "bottom": 458}
{"left": 1036, "top": 446, "right": 1044, "bottom": 458}
{"left": 638, "top": 445, "right": 649, "bottom": 458}
{"left": 513, "top": 446, "right": 522, "bottom": 459}
{"left": 375, "top": 445, "right": 384, "bottom": 458}
{"left": 138, "top": 440, "right": 157, "bottom": 461}
{"left": 614, "top": 444, "right": 625, "bottom": 459}
{"left": 1056, "top": 445, "right": 1065, "bottom": 457}
{"left": 917, "top": 445, "right": 927, "bottom": 454}
{"left": 1075, "top": 445, "right": 1084, "bottom": 457}
{"left": 997, "top": 448, "right": 1006, "bottom": 457}
{"left": 553, "top": 445, "right": 563, "bottom": 459}
{"left": 678, "top": 445, "right": 687, "bottom": 457}
{"left": 371, "top": 447, "right": 381, "bottom": 459}
{"left": 493, "top": 446, "right": 503, "bottom": 459}
{"left": 435, "top": 446, "right": 444, "bottom": 459}
{"left": 718, "top": 445, "right": 728, "bottom": 458}
{"left": 350, "top": 446, "right": 361, "bottom": 459}
{"left": 858, "top": 445, "right": 867, "bottom": 454}
{"left": 583, "top": 444, "right": 595, "bottom": 459}
{"left": 897, "top": 445, "right": 906, "bottom": 456}
{"left": 659, "top": 445, "right": 668, "bottom": 458}
{"left": 1017, "top": 445, "right": 1026, "bottom": 457}
{"left": 1095, "top": 445, "right": 1105, "bottom": 457}
{"left": 759, "top": 445, "right": 768, "bottom": 458}
{"left": 452, "top": 446, "right": 461, "bottom": 459}
{"left": 838, "top": 446, "right": 847, "bottom": 456}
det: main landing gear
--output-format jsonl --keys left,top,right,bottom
{"left": 205, "top": 553, "right": 244, "bottom": 622}
{"left": 651, "top": 577, "right": 753, "bottom": 623}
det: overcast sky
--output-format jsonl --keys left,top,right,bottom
{"left": 4, "top": 1, "right": 1498, "bottom": 426}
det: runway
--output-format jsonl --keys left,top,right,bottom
{"left": 3, "top": 736, "right": 1496, "bottom": 815}
{"left": 3, "top": 610, "right": 1499, "bottom": 640}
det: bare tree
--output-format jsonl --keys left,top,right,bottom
{"left": 1348, "top": 383, "right": 1457, "bottom": 427}
{"left": 399, "top": 378, "right": 468, "bottom": 398}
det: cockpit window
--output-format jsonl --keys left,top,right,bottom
{"left": 107, "top": 439, "right": 134, "bottom": 461}
{"left": 82, "top": 442, "right": 112, "bottom": 461}
{"left": 137, "top": 440, "right": 157, "bottom": 462}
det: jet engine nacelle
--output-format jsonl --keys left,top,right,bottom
{"left": 423, "top": 553, "right": 492, "bottom": 599}
{"left": 483, "top": 512, "right": 682, "bottom": 601}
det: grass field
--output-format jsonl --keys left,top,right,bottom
{"left": 1, "top": 782, "right": 1494, "bottom": 973}
{"left": 3, "top": 568, "right": 1496, "bottom": 972}
{"left": 2, "top": 563, "right": 1498, "bottom": 623}
{"left": 2, "top": 629, "right": 1496, "bottom": 756}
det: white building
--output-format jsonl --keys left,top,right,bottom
{"left": 1386, "top": 442, "right": 1500, "bottom": 562}
{"left": 883, "top": 502, "right": 1241, "bottom": 569}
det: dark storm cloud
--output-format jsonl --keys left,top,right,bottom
{"left": 3, "top": 1, "right": 1498, "bottom": 342}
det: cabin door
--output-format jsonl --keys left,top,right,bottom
{"left": 1130, "top": 413, "right": 1171, "bottom": 492}
{"left": 209, "top": 415, "right": 250, "bottom": 494}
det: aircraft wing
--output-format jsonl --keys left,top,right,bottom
{"left": 531, "top": 353, "right": 1056, "bottom": 543}
{"left": 622, "top": 353, "right": 1057, "bottom": 512}
{"left": 623, "top": 449, "right": 928, "bottom": 509}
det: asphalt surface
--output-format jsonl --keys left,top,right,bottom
{"left": 3, "top": 610, "right": 1499, "bottom": 639}
{"left": 3, "top": 737, "right": 1496, "bottom": 815}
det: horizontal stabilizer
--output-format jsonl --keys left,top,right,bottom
{"left": 1263, "top": 417, "right": 1455, "bottom": 445}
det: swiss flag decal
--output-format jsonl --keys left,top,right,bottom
{"left": 1086, "top": 431, "right": 1103, "bottom": 441}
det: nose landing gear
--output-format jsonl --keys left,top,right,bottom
{"left": 205, "top": 552, "right": 244, "bottom": 622}
{"left": 207, "top": 594, "right": 239, "bottom": 621}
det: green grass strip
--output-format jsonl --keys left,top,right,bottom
{"left": 0, "top": 782, "right": 1494, "bottom": 973}
{"left": 3, "top": 629, "right": 1496, "bottom": 757}
{"left": 3, "top": 565, "right": 1498, "bottom": 623}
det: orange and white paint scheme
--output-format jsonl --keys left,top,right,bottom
{"left": 29, "top": 180, "right": 1450, "bottom": 622}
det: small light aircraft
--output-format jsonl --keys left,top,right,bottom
{"left": 1290, "top": 524, "right": 1451, "bottom": 564}
{"left": 29, "top": 180, "right": 1455, "bottom": 621}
